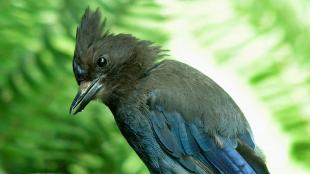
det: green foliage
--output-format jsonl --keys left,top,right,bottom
{"left": 234, "top": 0, "right": 310, "bottom": 168}
{"left": 0, "top": 0, "right": 167, "bottom": 173}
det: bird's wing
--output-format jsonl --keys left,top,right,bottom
{"left": 149, "top": 105, "right": 269, "bottom": 174}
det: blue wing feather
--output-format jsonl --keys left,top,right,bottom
{"left": 189, "top": 122, "right": 254, "bottom": 173}
{"left": 149, "top": 106, "right": 267, "bottom": 174}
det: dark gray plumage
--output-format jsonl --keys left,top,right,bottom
{"left": 69, "top": 8, "right": 270, "bottom": 174}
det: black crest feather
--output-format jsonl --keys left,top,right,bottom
{"left": 75, "top": 7, "right": 108, "bottom": 58}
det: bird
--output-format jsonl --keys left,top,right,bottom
{"left": 69, "top": 7, "right": 270, "bottom": 174}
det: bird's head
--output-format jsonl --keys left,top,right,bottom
{"left": 69, "top": 8, "right": 162, "bottom": 115}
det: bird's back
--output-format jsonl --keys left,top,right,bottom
{"left": 138, "top": 59, "right": 249, "bottom": 137}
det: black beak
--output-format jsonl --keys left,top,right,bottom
{"left": 69, "top": 78, "right": 103, "bottom": 115}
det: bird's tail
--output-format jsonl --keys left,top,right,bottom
{"left": 236, "top": 140, "right": 270, "bottom": 174}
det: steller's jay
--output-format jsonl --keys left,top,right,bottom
{"left": 69, "top": 8, "right": 270, "bottom": 174}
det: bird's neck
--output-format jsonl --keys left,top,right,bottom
{"left": 106, "top": 61, "right": 161, "bottom": 111}
{"left": 105, "top": 72, "right": 140, "bottom": 111}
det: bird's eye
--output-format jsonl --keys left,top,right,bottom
{"left": 97, "top": 56, "right": 107, "bottom": 67}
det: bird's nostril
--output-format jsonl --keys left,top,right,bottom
{"left": 77, "top": 76, "right": 85, "bottom": 85}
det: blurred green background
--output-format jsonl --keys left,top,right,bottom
{"left": 0, "top": 0, "right": 309, "bottom": 173}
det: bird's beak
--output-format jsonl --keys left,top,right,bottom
{"left": 69, "top": 78, "right": 103, "bottom": 115}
